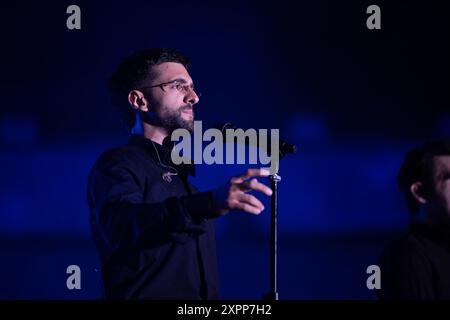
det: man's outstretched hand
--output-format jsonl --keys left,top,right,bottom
{"left": 212, "top": 168, "right": 273, "bottom": 215}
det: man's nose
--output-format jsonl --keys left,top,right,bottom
{"left": 184, "top": 89, "right": 200, "bottom": 105}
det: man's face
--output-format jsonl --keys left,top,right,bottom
{"left": 144, "top": 62, "right": 199, "bottom": 132}
{"left": 428, "top": 155, "right": 450, "bottom": 218}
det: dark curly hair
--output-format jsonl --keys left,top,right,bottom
{"left": 397, "top": 139, "right": 450, "bottom": 215}
{"left": 107, "top": 48, "right": 189, "bottom": 130}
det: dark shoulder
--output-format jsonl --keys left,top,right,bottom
{"left": 380, "top": 226, "right": 436, "bottom": 273}
{"left": 92, "top": 144, "right": 150, "bottom": 171}
{"left": 87, "top": 144, "right": 155, "bottom": 187}
{"left": 384, "top": 231, "right": 429, "bottom": 259}
{"left": 377, "top": 223, "right": 450, "bottom": 299}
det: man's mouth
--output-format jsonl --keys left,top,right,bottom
{"left": 181, "top": 107, "right": 193, "bottom": 116}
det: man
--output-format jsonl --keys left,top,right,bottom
{"left": 87, "top": 48, "right": 272, "bottom": 299}
{"left": 378, "top": 139, "right": 450, "bottom": 299}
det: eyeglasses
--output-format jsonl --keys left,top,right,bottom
{"left": 140, "top": 79, "right": 201, "bottom": 97}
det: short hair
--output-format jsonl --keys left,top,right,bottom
{"left": 397, "top": 139, "right": 450, "bottom": 214}
{"left": 107, "top": 48, "right": 189, "bottom": 130}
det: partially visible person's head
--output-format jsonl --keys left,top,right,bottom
{"left": 398, "top": 139, "right": 450, "bottom": 220}
{"left": 108, "top": 48, "right": 200, "bottom": 133}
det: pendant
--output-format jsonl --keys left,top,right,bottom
{"left": 162, "top": 172, "right": 173, "bottom": 183}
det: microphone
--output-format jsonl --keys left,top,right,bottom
{"left": 214, "top": 122, "right": 297, "bottom": 158}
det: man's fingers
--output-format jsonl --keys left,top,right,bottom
{"left": 239, "top": 178, "right": 273, "bottom": 196}
{"left": 223, "top": 168, "right": 272, "bottom": 215}
{"left": 231, "top": 168, "right": 271, "bottom": 184}
{"left": 237, "top": 193, "right": 265, "bottom": 211}
{"left": 233, "top": 201, "right": 263, "bottom": 215}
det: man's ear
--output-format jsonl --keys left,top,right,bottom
{"left": 410, "top": 182, "right": 427, "bottom": 205}
{"left": 128, "top": 90, "right": 149, "bottom": 112}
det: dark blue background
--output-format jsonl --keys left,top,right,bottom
{"left": 0, "top": 0, "right": 449, "bottom": 299}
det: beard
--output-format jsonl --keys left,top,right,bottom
{"left": 142, "top": 102, "right": 195, "bottom": 133}
{"left": 160, "top": 104, "right": 195, "bottom": 133}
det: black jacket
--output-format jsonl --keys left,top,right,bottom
{"left": 378, "top": 220, "right": 450, "bottom": 300}
{"left": 87, "top": 134, "right": 220, "bottom": 299}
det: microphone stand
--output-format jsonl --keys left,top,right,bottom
{"left": 263, "top": 143, "right": 296, "bottom": 301}
{"left": 217, "top": 123, "right": 296, "bottom": 300}
{"left": 266, "top": 169, "right": 281, "bottom": 300}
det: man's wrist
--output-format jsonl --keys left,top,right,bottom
{"left": 185, "top": 191, "right": 221, "bottom": 221}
